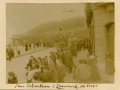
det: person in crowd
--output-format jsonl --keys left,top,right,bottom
{"left": 85, "top": 41, "right": 88, "bottom": 50}
{"left": 88, "top": 41, "right": 92, "bottom": 55}
{"left": 25, "top": 43, "right": 28, "bottom": 51}
{"left": 7, "top": 48, "right": 13, "bottom": 61}
{"left": 73, "top": 44, "right": 77, "bottom": 57}
{"left": 11, "top": 48, "right": 14, "bottom": 58}
{"left": 50, "top": 52, "right": 56, "bottom": 64}
{"left": 66, "top": 48, "right": 74, "bottom": 73}
{"left": 8, "top": 71, "right": 18, "bottom": 84}
{"left": 73, "top": 64, "right": 78, "bottom": 81}
{"left": 88, "top": 55, "right": 101, "bottom": 82}
{"left": 58, "top": 50, "right": 64, "bottom": 63}
{"left": 6, "top": 48, "right": 9, "bottom": 60}
{"left": 48, "top": 56, "right": 57, "bottom": 82}
{"left": 51, "top": 52, "right": 57, "bottom": 65}
{"left": 37, "top": 42, "right": 39, "bottom": 47}
{"left": 29, "top": 44, "right": 31, "bottom": 50}
{"left": 26, "top": 56, "right": 34, "bottom": 76}
{"left": 26, "top": 56, "right": 38, "bottom": 71}
{"left": 45, "top": 56, "right": 48, "bottom": 65}
{"left": 77, "top": 40, "right": 81, "bottom": 52}
{"left": 36, "top": 43, "right": 38, "bottom": 47}
{"left": 27, "top": 63, "right": 40, "bottom": 83}
{"left": 33, "top": 43, "right": 36, "bottom": 49}
{"left": 32, "top": 72, "right": 42, "bottom": 83}
{"left": 41, "top": 66, "right": 51, "bottom": 82}
{"left": 17, "top": 48, "right": 20, "bottom": 56}
{"left": 79, "top": 40, "right": 82, "bottom": 51}
{"left": 39, "top": 41, "right": 41, "bottom": 47}
{"left": 57, "top": 60, "right": 66, "bottom": 82}
{"left": 62, "top": 49, "right": 67, "bottom": 67}
{"left": 37, "top": 57, "right": 42, "bottom": 64}
{"left": 83, "top": 59, "right": 87, "bottom": 64}
{"left": 82, "top": 39, "right": 85, "bottom": 50}
{"left": 54, "top": 52, "right": 59, "bottom": 60}
{"left": 69, "top": 45, "right": 74, "bottom": 57}
{"left": 42, "top": 58, "right": 48, "bottom": 66}
{"left": 75, "top": 59, "right": 91, "bottom": 83}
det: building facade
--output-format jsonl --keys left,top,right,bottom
{"left": 85, "top": 3, "right": 114, "bottom": 62}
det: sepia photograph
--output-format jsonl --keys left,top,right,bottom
{"left": 6, "top": 3, "right": 114, "bottom": 84}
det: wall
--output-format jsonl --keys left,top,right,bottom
{"left": 93, "top": 7, "right": 107, "bottom": 62}
{"left": 92, "top": 4, "right": 114, "bottom": 62}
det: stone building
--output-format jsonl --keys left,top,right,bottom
{"left": 85, "top": 3, "right": 114, "bottom": 62}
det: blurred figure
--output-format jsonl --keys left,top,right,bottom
{"left": 57, "top": 60, "right": 66, "bottom": 83}
{"left": 66, "top": 48, "right": 74, "bottom": 73}
{"left": 88, "top": 42, "right": 92, "bottom": 55}
{"left": 62, "top": 49, "right": 67, "bottom": 67}
{"left": 27, "top": 64, "right": 40, "bottom": 83}
{"left": 42, "top": 58, "right": 48, "bottom": 66}
{"left": 48, "top": 56, "right": 57, "bottom": 82}
{"left": 17, "top": 48, "right": 20, "bottom": 55}
{"left": 8, "top": 71, "right": 18, "bottom": 84}
{"left": 75, "top": 59, "right": 91, "bottom": 83}
{"left": 32, "top": 72, "right": 42, "bottom": 83}
{"left": 29, "top": 44, "right": 31, "bottom": 50}
{"left": 37, "top": 57, "right": 43, "bottom": 67}
{"left": 41, "top": 67, "right": 51, "bottom": 82}
{"left": 88, "top": 55, "right": 101, "bottom": 82}
{"left": 26, "top": 56, "right": 38, "bottom": 71}
{"left": 45, "top": 56, "right": 48, "bottom": 65}
{"left": 25, "top": 43, "right": 28, "bottom": 51}
{"left": 11, "top": 48, "right": 14, "bottom": 58}
{"left": 8, "top": 49, "right": 12, "bottom": 61}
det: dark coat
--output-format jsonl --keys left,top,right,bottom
{"left": 8, "top": 77, "right": 18, "bottom": 84}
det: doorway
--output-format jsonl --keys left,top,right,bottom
{"left": 107, "top": 23, "right": 114, "bottom": 60}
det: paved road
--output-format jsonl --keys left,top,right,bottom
{"left": 6, "top": 48, "right": 114, "bottom": 83}
{"left": 6, "top": 47, "right": 56, "bottom": 83}
{"left": 10, "top": 44, "right": 47, "bottom": 58}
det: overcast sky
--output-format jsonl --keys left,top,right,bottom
{"left": 6, "top": 3, "right": 85, "bottom": 42}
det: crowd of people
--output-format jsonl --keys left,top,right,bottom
{"left": 8, "top": 33, "right": 102, "bottom": 83}
{"left": 6, "top": 32, "right": 92, "bottom": 61}
{"left": 6, "top": 47, "right": 14, "bottom": 61}
{"left": 8, "top": 53, "right": 101, "bottom": 83}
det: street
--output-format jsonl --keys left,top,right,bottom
{"left": 10, "top": 44, "right": 47, "bottom": 58}
{"left": 6, "top": 47, "right": 114, "bottom": 83}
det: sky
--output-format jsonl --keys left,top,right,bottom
{"left": 6, "top": 3, "right": 85, "bottom": 43}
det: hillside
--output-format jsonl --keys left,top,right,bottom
{"left": 26, "top": 16, "right": 86, "bottom": 36}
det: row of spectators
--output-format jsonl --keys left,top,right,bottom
{"left": 8, "top": 54, "right": 101, "bottom": 83}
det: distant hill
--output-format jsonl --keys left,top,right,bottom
{"left": 26, "top": 16, "right": 86, "bottom": 36}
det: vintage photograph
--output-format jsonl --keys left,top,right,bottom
{"left": 6, "top": 3, "right": 114, "bottom": 83}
